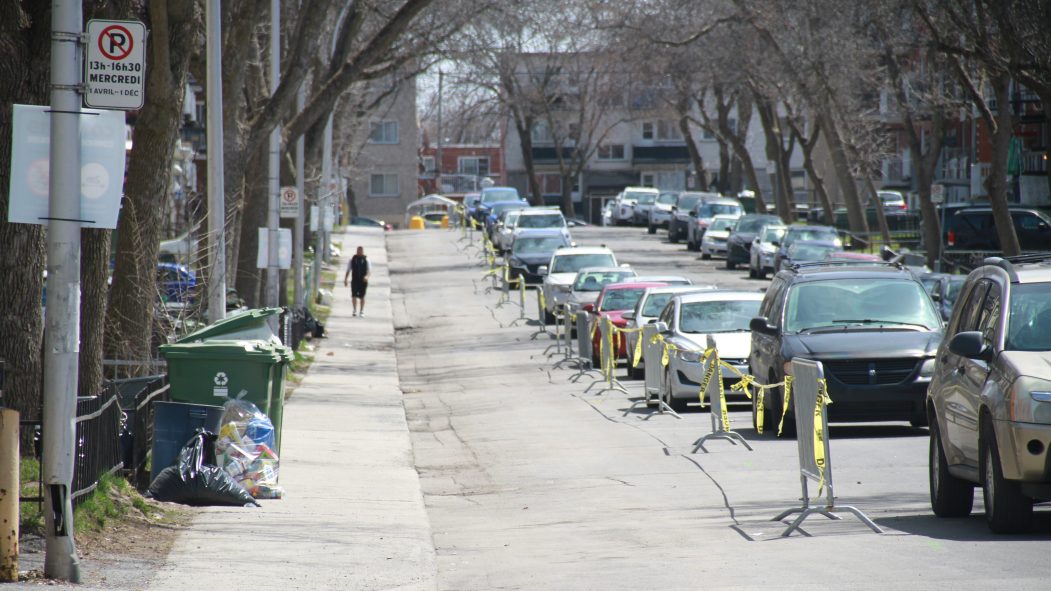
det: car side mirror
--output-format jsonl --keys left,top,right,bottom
{"left": 622, "top": 311, "right": 635, "bottom": 320}
{"left": 537, "top": 266, "right": 548, "bottom": 276}
{"left": 749, "top": 316, "right": 777, "bottom": 335}
{"left": 930, "top": 291, "right": 941, "bottom": 302}
{"left": 948, "top": 331, "right": 992, "bottom": 361}
{"left": 771, "top": 241, "right": 780, "bottom": 247}
{"left": 655, "top": 321, "right": 669, "bottom": 333}
{"left": 671, "top": 206, "right": 678, "bottom": 212}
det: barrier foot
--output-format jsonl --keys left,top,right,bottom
{"left": 692, "top": 430, "right": 753, "bottom": 453}
{"left": 584, "top": 377, "right": 629, "bottom": 396}
{"left": 508, "top": 316, "right": 528, "bottom": 327}
{"left": 625, "top": 395, "right": 683, "bottom": 420}
{"left": 529, "top": 327, "right": 549, "bottom": 340}
{"left": 553, "top": 355, "right": 586, "bottom": 370}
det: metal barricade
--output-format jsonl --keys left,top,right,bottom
{"left": 692, "top": 336, "right": 751, "bottom": 452}
{"left": 772, "top": 358, "right": 882, "bottom": 536}
{"left": 584, "top": 315, "right": 628, "bottom": 395}
{"left": 530, "top": 286, "right": 549, "bottom": 340}
{"left": 623, "top": 323, "right": 680, "bottom": 419}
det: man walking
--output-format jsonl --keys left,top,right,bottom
{"left": 343, "top": 246, "right": 371, "bottom": 317}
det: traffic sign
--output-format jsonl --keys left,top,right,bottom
{"left": 930, "top": 183, "right": 945, "bottom": 204}
{"left": 85, "top": 20, "right": 147, "bottom": 110}
{"left": 279, "top": 186, "right": 300, "bottom": 218}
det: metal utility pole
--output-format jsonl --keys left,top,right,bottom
{"left": 294, "top": 85, "right": 305, "bottom": 310}
{"left": 316, "top": 113, "right": 332, "bottom": 299}
{"left": 207, "top": 0, "right": 227, "bottom": 322}
{"left": 266, "top": 0, "right": 281, "bottom": 327}
{"left": 42, "top": 0, "right": 83, "bottom": 581}
{"left": 436, "top": 69, "right": 443, "bottom": 192}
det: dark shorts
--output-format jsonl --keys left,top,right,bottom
{"left": 351, "top": 279, "right": 367, "bottom": 298}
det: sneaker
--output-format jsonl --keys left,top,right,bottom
{"left": 359, "top": 312, "right": 365, "bottom": 317}
{"left": 352, "top": 312, "right": 358, "bottom": 317}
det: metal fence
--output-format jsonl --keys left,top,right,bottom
{"left": 107, "top": 375, "right": 170, "bottom": 491}
{"left": 70, "top": 391, "right": 126, "bottom": 505}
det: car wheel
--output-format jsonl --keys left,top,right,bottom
{"left": 664, "top": 368, "right": 688, "bottom": 413}
{"left": 629, "top": 356, "right": 645, "bottom": 380}
{"left": 757, "top": 267, "right": 766, "bottom": 280}
{"left": 929, "top": 418, "right": 974, "bottom": 518}
{"left": 981, "top": 420, "right": 1032, "bottom": 533}
{"left": 647, "top": 225, "right": 656, "bottom": 235}
{"left": 544, "top": 309, "right": 555, "bottom": 325}
{"left": 748, "top": 266, "right": 757, "bottom": 278}
{"left": 668, "top": 228, "right": 679, "bottom": 243}
{"left": 725, "top": 258, "right": 736, "bottom": 270}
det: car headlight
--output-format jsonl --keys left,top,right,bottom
{"left": 833, "top": 238, "right": 843, "bottom": 247}
{"left": 678, "top": 350, "right": 702, "bottom": 363}
{"left": 918, "top": 358, "right": 936, "bottom": 378}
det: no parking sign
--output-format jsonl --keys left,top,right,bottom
{"left": 280, "top": 186, "right": 300, "bottom": 218}
{"left": 85, "top": 20, "right": 146, "bottom": 110}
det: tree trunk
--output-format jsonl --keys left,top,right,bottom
{"left": 79, "top": 229, "right": 109, "bottom": 394}
{"left": 236, "top": 145, "right": 270, "bottom": 308}
{"left": 105, "top": 0, "right": 201, "bottom": 373}
{"left": 0, "top": 1, "right": 50, "bottom": 426}
{"left": 723, "top": 93, "right": 768, "bottom": 212}
{"left": 819, "top": 111, "right": 869, "bottom": 236}
{"left": 514, "top": 114, "right": 543, "bottom": 205}
{"left": 559, "top": 174, "right": 576, "bottom": 219}
{"left": 755, "top": 99, "right": 793, "bottom": 223}
{"left": 678, "top": 114, "right": 708, "bottom": 191}
{"left": 910, "top": 113, "right": 946, "bottom": 270}
{"left": 988, "top": 74, "right": 1021, "bottom": 256}
{"left": 862, "top": 176, "right": 892, "bottom": 245}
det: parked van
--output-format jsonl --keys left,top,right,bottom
{"left": 943, "top": 207, "right": 1051, "bottom": 251}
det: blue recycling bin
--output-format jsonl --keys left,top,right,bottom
{"left": 150, "top": 401, "right": 225, "bottom": 484}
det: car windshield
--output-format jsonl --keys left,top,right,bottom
{"left": 786, "top": 228, "right": 838, "bottom": 244}
{"left": 677, "top": 195, "right": 702, "bottom": 211}
{"left": 514, "top": 236, "right": 565, "bottom": 253}
{"left": 481, "top": 188, "right": 520, "bottom": 203}
{"left": 517, "top": 213, "right": 564, "bottom": 229}
{"left": 736, "top": 217, "right": 777, "bottom": 233}
{"left": 551, "top": 254, "right": 616, "bottom": 273}
{"left": 788, "top": 243, "right": 837, "bottom": 261}
{"left": 642, "top": 293, "right": 675, "bottom": 316}
{"left": 1006, "top": 283, "right": 1051, "bottom": 351}
{"left": 699, "top": 203, "right": 742, "bottom": 218}
{"left": 784, "top": 278, "right": 941, "bottom": 332}
{"left": 762, "top": 227, "right": 786, "bottom": 242}
{"left": 679, "top": 300, "right": 761, "bottom": 334}
{"left": 657, "top": 193, "right": 678, "bottom": 205}
{"left": 599, "top": 288, "right": 647, "bottom": 312}
{"left": 492, "top": 203, "right": 524, "bottom": 217}
{"left": 636, "top": 193, "right": 657, "bottom": 205}
{"left": 709, "top": 218, "right": 736, "bottom": 232}
{"left": 573, "top": 270, "right": 636, "bottom": 291}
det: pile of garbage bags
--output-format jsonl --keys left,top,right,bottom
{"left": 148, "top": 399, "right": 283, "bottom": 506}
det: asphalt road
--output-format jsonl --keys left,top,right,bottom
{"left": 389, "top": 224, "right": 1051, "bottom": 590}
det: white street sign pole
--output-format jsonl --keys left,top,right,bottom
{"left": 294, "top": 85, "right": 305, "bottom": 310}
{"left": 43, "top": 0, "right": 83, "bottom": 581}
{"left": 266, "top": 0, "right": 280, "bottom": 329}
{"left": 206, "top": 0, "right": 227, "bottom": 322}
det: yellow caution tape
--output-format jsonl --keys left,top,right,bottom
{"left": 778, "top": 375, "right": 794, "bottom": 436}
{"left": 812, "top": 377, "right": 833, "bottom": 499}
{"left": 632, "top": 332, "right": 643, "bottom": 368}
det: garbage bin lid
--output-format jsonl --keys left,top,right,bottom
{"left": 159, "top": 340, "right": 287, "bottom": 362}
{"left": 176, "top": 307, "right": 283, "bottom": 343}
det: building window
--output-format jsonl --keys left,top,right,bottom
{"left": 531, "top": 121, "right": 552, "bottom": 143}
{"left": 702, "top": 127, "right": 715, "bottom": 140}
{"left": 422, "top": 156, "right": 436, "bottom": 174}
{"left": 369, "top": 173, "right": 399, "bottom": 197}
{"left": 458, "top": 156, "right": 490, "bottom": 176}
{"left": 533, "top": 173, "right": 562, "bottom": 194}
{"left": 597, "top": 144, "right": 626, "bottom": 160}
{"left": 368, "top": 120, "right": 399, "bottom": 144}
{"left": 642, "top": 121, "right": 654, "bottom": 140}
{"left": 656, "top": 120, "right": 682, "bottom": 141}
{"left": 640, "top": 173, "right": 655, "bottom": 187}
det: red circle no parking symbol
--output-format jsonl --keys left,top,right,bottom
{"left": 98, "top": 25, "right": 134, "bottom": 60}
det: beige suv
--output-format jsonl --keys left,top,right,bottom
{"left": 927, "top": 256, "right": 1051, "bottom": 533}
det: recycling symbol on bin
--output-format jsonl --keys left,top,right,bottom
{"left": 214, "top": 372, "right": 229, "bottom": 386}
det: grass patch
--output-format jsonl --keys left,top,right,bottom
{"left": 19, "top": 457, "right": 43, "bottom": 535}
{"left": 73, "top": 473, "right": 132, "bottom": 533}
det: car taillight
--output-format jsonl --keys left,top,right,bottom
{"left": 947, "top": 230, "right": 956, "bottom": 246}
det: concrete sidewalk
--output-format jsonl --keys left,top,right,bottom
{"left": 146, "top": 228, "right": 436, "bottom": 590}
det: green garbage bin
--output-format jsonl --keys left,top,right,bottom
{"left": 176, "top": 307, "right": 284, "bottom": 343}
{"left": 159, "top": 340, "right": 292, "bottom": 453}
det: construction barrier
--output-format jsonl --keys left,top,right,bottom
{"left": 771, "top": 358, "right": 882, "bottom": 537}
{"left": 692, "top": 336, "right": 752, "bottom": 453}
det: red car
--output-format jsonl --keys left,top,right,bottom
{"left": 584, "top": 282, "right": 668, "bottom": 364}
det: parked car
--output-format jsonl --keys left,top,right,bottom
{"left": 348, "top": 216, "right": 392, "bottom": 231}
{"left": 725, "top": 214, "right": 783, "bottom": 270}
{"left": 484, "top": 200, "right": 529, "bottom": 239}
{"left": 699, "top": 215, "right": 739, "bottom": 260}
{"left": 624, "top": 285, "right": 719, "bottom": 379}
{"left": 943, "top": 206, "right": 1051, "bottom": 251}
{"left": 462, "top": 192, "right": 482, "bottom": 220}
{"left": 653, "top": 291, "right": 764, "bottom": 412}
{"left": 510, "top": 208, "right": 571, "bottom": 249}
{"left": 647, "top": 191, "right": 679, "bottom": 233}
{"left": 157, "top": 262, "right": 197, "bottom": 303}
{"left": 507, "top": 229, "right": 573, "bottom": 285}
{"left": 749, "top": 262, "right": 943, "bottom": 434}
{"left": 668, "top": 192, "right": 717, "bottom": 243}
{"left": 475, "top": 186, "right": 523, "bottom": 225}
{"left": 632, "top": 191, "right": 660, "bottom": 226}
{"left": 773, "top": 225, "right": 841, "bottom": 272}
{"left": 492, "top": 208, "right": 524, "bottom": 252}
{"left": 565, "top": 267, "right": 639, "bottom": 312}
{"left": 631, "top": 275, "right": 693, "bottom": 286}
{"left": 586, "top": 282, "right": 669, "bottom": 365}
{"left": 538, "top": 246, "right": 620, "bottom": 323}
{"left": 612, "top": 187, "right": 659, "bottom": 226}
{"left": 776, "top": 240, "right": 840, "bottom": 270}
{"left": 686, "top": 197, "right": 744, "bottom": 251}
{"left": 749, "top": 224, "right": 787, "bottom": 279}
{"left": 877, "top": 190, "right": 908, "bottom": 214}
{"left": 927, "top": 255, "right": 1051, "bottom": 533}
{"left": 918, "top": 272, "right": 966, "bottom": 322}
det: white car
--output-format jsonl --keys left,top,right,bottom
{"left": 649, "top": 291, "right": 764, "bottom": 412}
{"left": 647, "top": 191, "right": 678, "bottom": 234}
{"left": 538, "top": 246, "right": 619, "bottom": 323}
{"left": 493, "top": 209, "right": 523, "bottom": 252}
{"left": 509, "top": 208, "right": 571, "bottom": 250}
{"left": 686, "top": 198, "right": 743, "bottom": 251}
{"left": 631, "top": 189, "right": 661, "bottom": 226}
{"left": 699, "top": 215, "right": 739, "bottom": 260}
{"left": 748, "top": 224, "right": 786, "bottom": 279}
{"left": 623, "top": 285, "right": 718, "bottom": 379}
{"left": 612, "top": 187, "right": 659, "bottom": 226}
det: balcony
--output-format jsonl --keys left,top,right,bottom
{"left": 632, "top": 145, "right": 690, "bottom": 164}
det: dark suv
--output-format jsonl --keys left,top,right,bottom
{"left": 725, "top": 214, "right": 782, "bottom": 270}
{"left": 944, "top": 207, "right": 1051, "bottom": 251}
{"left": 749, "top": 262, "right": 943, "bottom": 434}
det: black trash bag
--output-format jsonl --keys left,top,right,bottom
{"left": 147, "top": 428, "right": 259, "bottom": 507}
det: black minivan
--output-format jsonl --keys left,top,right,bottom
{"left": 944, "top": 207, "right": 1051, "bottom": 251}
